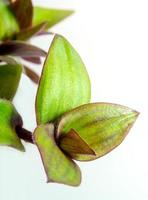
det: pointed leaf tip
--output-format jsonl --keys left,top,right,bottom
{"left": 36, "top": 34, "right": 91, "bottom": 124}
{"left": 59, "top": 129, "right": 96, "bottom": 158}
{"left": 56, "top": 103, "right": 139, "bottom": 161}
{"left": 33, "top": 124, "right": 81, "bottom": 186}
{"left": 33, "top": 7, "right": 74, "bottom": 29}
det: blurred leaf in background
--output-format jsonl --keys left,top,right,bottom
{"left": 0, "top": 56, "right": 22, "bottom": 100}
{"left": 0, "top": 0, "right": 19, "bottom": 40}
{"left": 0, "top": 99, "right": 25, "bottom": 151}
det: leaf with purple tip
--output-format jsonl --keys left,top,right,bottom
{"left": 33, "top": 7, "right": 74, "bottom": 29}
{"left": 56, "top": 103, "right": 139, "bottom": 161}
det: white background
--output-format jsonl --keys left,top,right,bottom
{"left": 0, "top": 0, "right": 148, "bottom": 199}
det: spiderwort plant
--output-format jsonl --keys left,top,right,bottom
{"left": 33, "top": 35, "right": 139, "bottom": 186}
{"left": 0, "top": 0, "right": 139, "bottom": 187}
{"left": 0, "top": 0, "right": 74, "bottom": 83}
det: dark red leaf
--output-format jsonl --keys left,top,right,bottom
{"left": 22, "top": 56, "right": 42, "bottom": 64}
{"left": 0, "top": 41, "right": 47, "bottom": 57}
{"left": 23, "top": 66, "right": 40, "bottom": 84}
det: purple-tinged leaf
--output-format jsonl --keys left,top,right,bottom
{"left": 59, "top": 129, "right": 96, "bottom": 157}
{"left": 21, "top": 56, "right": 42, "bottom": 64}
{"left": 35, "top": 31, "right": 53, "bottom": 37}
{"left": 34, "top": 123, "right": 81, "bottom": 186}
{"left": 23, "top": 66, "right": 39, "bottom": 84}
{"left": 0, "top": 41, "right": 47, "bottom": 57}
{"left": 56, "top": 103, "right": 139, "bottom": 161}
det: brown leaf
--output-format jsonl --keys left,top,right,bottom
{"left": 9, "top": 0, "right": 33, "bottom": 29}
{"left": 59, "top": 129, "right": 96, "bottom": 157}
{"left": 23, "top": 66, "right": 39, "bottom": 84}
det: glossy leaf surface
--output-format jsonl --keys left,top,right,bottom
{"left": 33, "top": 7, "right": 74, "bottom": 29}
{"left": 36, "top": 35, "right": 91, "bottom": 124}
{"left": 34, "top": 124, "right": 81, "bottom": 186}
{"left": 0, "top": 99, "right": 24, "bottom": 151}
{"left": 56, "top": 103, "right": 139, "bottom": 161}
{"left": 0, "top": 57, "right": 22, "bottom": 100}
{"left": 9, "top": 0, "right": 33, "bottom": 29}
{"left": 0, "top": 0, "right": 19, "bottom": 40}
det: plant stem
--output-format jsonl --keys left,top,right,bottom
{"left": 16, "top": 126, "right": 34, "bottom": 144}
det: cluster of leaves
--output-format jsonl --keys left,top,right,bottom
{"left": 0, "top": 0, "right": 139, "bottom": 187}
{"left": 0, "top": 0, "right": 73, "bottom": 83}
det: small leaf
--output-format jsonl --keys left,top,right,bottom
{"left": 9, "top": 0, "right": 33, "bottom": 29}
{"left": 33, "top": 7, "right": 74, "bottom": 29}
{"left": 36, "top": 34, "right": 91, "bottom": 124}
{"left": 15, "top": 22, "right": 48, "bottom": 41}
{"left": 56, "top": 103, "right": 139, "bottom": 161}
{"left": 23, "top": 66, "right": 39, "bottom": 84}
{"left": 0, "top": 0, "right": 19, "bottom": 40}
{"left": 0, "top": 99, "right": 25, "bottom": 151}
{"left": 33, "top": 124, "right": 81, "bottom": 186}
{"left": 0, "top": 41, "right": 47, "bottom": 57}
{"left": 0, "top": 57, "right": 22, "bottom": 100}
{"left": 21, "top": 56, "right": 42, "bottom": 64}
{"left": 59, "top": 129, "right": 96, "bottom": 157}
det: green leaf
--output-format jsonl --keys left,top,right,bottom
{"left": 34, "top": 124, "right": 81, "bottom": 186}
{"left": 0, "top": 0, "right": 19, "bottom": 40}
{"left": 36, "top": 34, "right": 91, "bottom": 124}
{"left": 9, "top": 0, "right": 33, "bottom": 29}
{"left": 56, "top": 103, "right": 139, "bottom": 161}
{"left": 0, "top": 56, "right": 22, "bottom": 100}
{"left": 0, "top": 99, "right": 25, "bottom": 151}
{"left": 33, "top": 6, "right": 74, "bottom": 29}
